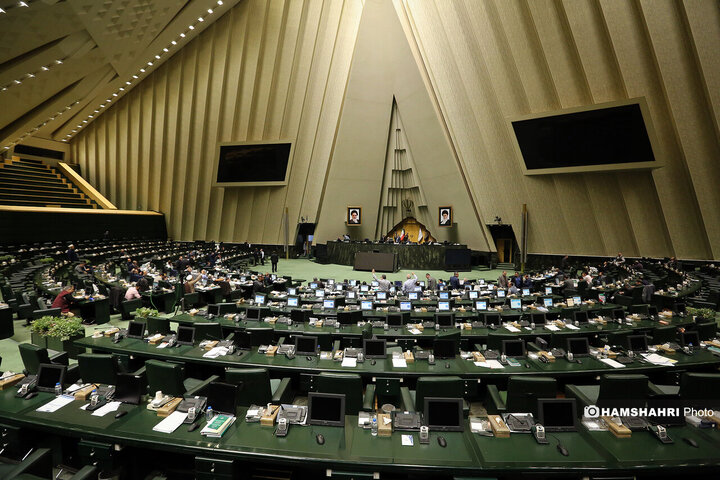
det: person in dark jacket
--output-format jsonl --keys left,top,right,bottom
{"left": 51, "top": 285, "right": 78, "bottom": 314}
{"left": 270, "top": 252, "right": 279, "bottom": 272}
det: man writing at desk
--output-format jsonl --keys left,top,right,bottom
{"left": 51, "top": 284, "right": 80, "bottom": 315}
{"left": 402, "top": 272, "right": 417, "bottom": 294}
{"left": 371, "top": 269, "right": 391, "bottom": 292}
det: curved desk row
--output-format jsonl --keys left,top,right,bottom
{"left": 1, "top": 389, "right": 720, "bottom": 478}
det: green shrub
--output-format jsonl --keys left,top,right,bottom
{"left": 29, "top": 315, "right": 55, "bottom": 335}
{"left": 135, "top": 307, "right": 158, "bottom": 319}
{"left": 47, "top": 316, "right": 85, "bottom": 340}
{"left": 687, "top": 307, "right": 717, "bottom": 320}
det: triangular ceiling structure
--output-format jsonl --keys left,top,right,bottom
{"left": 0, "top": 0, "right": 241, "bottom": 151}
{"left": 315, "top": 0, "right": 492, "bottom": 250}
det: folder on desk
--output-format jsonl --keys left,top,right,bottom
{"left": 201, "top": 414, "right": 235, "bottom": 437}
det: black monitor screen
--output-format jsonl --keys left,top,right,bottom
{"left": 566, "top": 337, "right": 590, "bottom": 356}
{"left": 206, "top": 382, "right": 239, "bottom": 415}
{"left": 436, "top": 314, "right": 454, "bottom": 327}
{"left": 216, "top": 143, "right": 291, "bottom": 184}
{"left": 424, "top": 397, "right": 464, "bottom": 432}
{"left": 246, "top": 307, "right": 261, "bottom": 321}
{"left": 127, "top": 321, "right": 146, "bottom": 339}
{"left": 363, "top": 338, "right": 387, "bottom": 359}
{"left": 613, "top": 309, "right": 625, "bottom": 320}
{"left": 538, "top": 398, "right": 577, "bottom": 432}
{"left": 502, "top": 339, "right": 526, "bottom": 358}
{"left": 208, "top": 304, "right": 221, "bottom": 316}
{"left": 177, "top": 326, "right": 195, "bottom": 345}
{"left": 512, "top": 103, "right": 655, "bottom": 171}
{"left": 387, "top": 314, "right": 403, "bottom": 327}
{"left": 37, "top": 364, "right": 65, "bottom": 392}
{"left": 114, "top": 373, "right": 143, "bottom": 404}
{"left": 680, "top": 331, "right": 700, "bottom": 347}
{"left": 308, "top": 392, "right": 345, "bottom": 427}
{"left": 485, "top": 314, "right": 501, "bottom": 326}
{"left": 627, "top": 335, "right": 648, "bottom": 352}
{"left": 214, "top": 303, "right": 237, "bottom": 315}
{"left": 573, "top": 311, "right": 588, "bottom": 323}
{"left": 295, "top": 336, "right": 318, "bottom": 356}
{"left": 233, "top": 331, "right": 251, "bottom": 350}
{"left": 532, "top": 313, "right": 547, "bottom": 325}
{"left": 433, "top": 339, "right": 456, "bottom": 359}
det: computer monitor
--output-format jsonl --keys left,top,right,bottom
{"left": 176, "top": 326, "right": 195, "bottom": 345}
{"left": 565, "top": 297, "right": 575, "bottom": 307}
{"left": 627, "top": 334, "right": 649, "bottom": 352}
{"left": 209, "top": 303, "right": 236, "bottom": 316}
{"left": 436, "top": 313, "right": 454, "bottom": 327}
{"left": 573, "top": 296, "right": 582, "bottom": 306}
{"left": 114, "top": 373, "right": 143, "bottom": 404}
{"left": 545, "top": 286, "right": 553, "bottom": 295}
{"left": 389, "top": 286, "right": 396, "bottom": 295}
{"left": 232, "top": 331, "right": 251, "bottom": 350}
{"left": 419, "top": 281, "right": 426, "bottom": 287}
{"left": 308, "top": 392, "right": 345, "bottom": 427}
{"left": 287, "top": 287, "right": 297, "bottom": 296}
{"left": 387, "top": 314, "right": 403, "bottom": 327}
{"left": 439, "top": 291, "right": 450, "bottom": 300}
{"left": 295, "top": 335, "right": 318, "bottom": 356}
{"left": 510, "top": 298, "right": 522, "bottom": 310}
{"left": 371, "top": 281, "right": 379, "bottom": 287}
{"left": 543, "top": 298, "right": 553, "bottom": 308}
{"left": 315, "top": 289, "right": 325, "bottom": 298}
{"left": 350, "top": 280, "right": 357, "bottom": 286}
{"left": 245, "top": 307, "right": 261, "bottom": 321}
{"left": 323, "top": 299, "right": 335, "bottom": 309}
{"left": 363, "top": 338, "right": 387, "bottom": 358}
{"left": 612, "top": 308, "right": 626, "bottom": 320}
{"left": 286, "top": 296, "right": 299, "bottom": 307}
{"left": 522, "top": 288, "right": 531, "bottom": 296}
{"left": 538, "top": 398, "right": 577, "bottom": 432}
{"left": 270, "top": 274, "right": 277, "bottom": 281}
{"left": 475, "top": 300, "right": 488, "bottom": 311}
{"left": 240, "top": 276, "right": 247, "bottom": 282}
{"left": 346, "top": 290, "right": 357, "bottom": 299}
{"left": 408, "top": 292, "right": 419, "bottom": 300}
{"left": 360, "top": 285, "right": 369, "bottom": 292}
{"left": 327, "top": 279, "right": 335, "bottom": 285}
{"left": 484, "top": 313, "right": 501, "bottom": 326}
{"left": 438, "top": 301, "right": 450, "bottom": 311}
{"left": 127, "top": 321, "right": 146, "bottom": 339}
{"left": 206, "top": 381, "right": 239, "bottom": 416}
{"left": 254, "top": 293, "right": 266, "bottom": 305}
{"left": 424, "top": 397, "right": 464, "bottom": 432}
{"left": 433, "top": 339, "right": 457, "bottom": 359}
{"left": 573, "top": 311, "right": 589, "bottom": 324}
{"left": 335, "top": 284, "right": 343, "bottom": 291}
{"left": 36, "top": 364, "right": 66, "bottom": 393}
{"left": 468, "top": 290, "right": 479, "bottom": 299}
{"left": 497, "top": 289, "right": 506, "bottom": 298}
{"left": 361, "top": 300, "right": 373, "bottom": 311}
{"left": 400, "top": 301, "right": 412, "bottom": 311}
{"left": 376, "top": 291, "right": 387, "bottom": 300}
{"left": 680, "top": 331, "right": 700, "bottom": 347}
{"left": 566, "top": 337, "right": 590, "bottom": 356}
{"left": 501, "top": 339, "right": 526, "bottom": 358}
{"left": 309, "top": 282, "right": 318, "bottom": 289}
{"left": 531, "top": 312, "right": 547, "bottom": 325}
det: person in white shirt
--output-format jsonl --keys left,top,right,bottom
{"left": 582, "top": 271, "right": 593, "bottom": 286}
{"left": 402, "top": 272, "right": 418, "bottom": 294}
{"left": 371, "top": 269, "right": 391, "bottom": 292}
{"left": 124, "top": 283, "right": 141, "bottom": 301}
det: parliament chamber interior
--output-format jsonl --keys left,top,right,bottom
{"left": 0, "top": 0, "right": 719, "bottom": 479}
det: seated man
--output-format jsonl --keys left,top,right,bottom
{"left": 51, "top": 284, "right": 79, "bottom": 314}
{"left": 125, "top": 283, "right": 141, "bottom": 301}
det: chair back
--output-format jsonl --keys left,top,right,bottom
{"left": 77, "top": 353, "right": 119, "bottom": 385}
{"left": 598, "top": 374, "right": 648, "bottom": 406}
{"left": 19, "top": 343, "right": 50, "bottom": 375}
{"left": 225, "top": 368, "right": 272, "bottom": 406}
{"left": 505, "top": 376, "right": 557, "bottom": 416}
{"left": 145, "top": 359, "right": 186, "bottom": 397}
{"left": 314, "top": 372, "right": 363, "bottom": 414}
{"left": 680, "top": 373, "right": 720, "bottom": 402}
{"left": 146, "top": 316, "right": 171, "bottom": 335}
{"left": 414, "top": 376, "right": 464, "bottom": 411}
{"left": 246, "top": 327, "right": 274, "bottom": 346}
{"left": 193, "top": 322, "right": 223, "bottom": 341}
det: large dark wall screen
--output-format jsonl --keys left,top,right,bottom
{"left": 216, "top": 143, "right": 292, "bottom": 183}
{"left": 512, "top": 104, "right": 655, "bottom": 171}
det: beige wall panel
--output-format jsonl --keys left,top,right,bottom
{"left": 149, "top": 68, "right": 168, "bottom": 212}
{"left": 116, "top": 101, "right": 129, "bottom": 211}
{"left": 599, "top": 0, "right": 709, "bottom": 259}
{"left": 96, "top": 117, "right": 107, "bottom": 197}
{"left": 128, "top": 92, "right": 142, "bottom": 210}
{"left": 105, "top": 110, "right": 117, "bottom": 203}
{"left": 639, "top": 0, "right": 720, "bottom": 257}
{"left": 159, "top": 59, "right": 182, "bottom": 218}
{"left": 139, "top": 82, "right": 154, "bottom": 210}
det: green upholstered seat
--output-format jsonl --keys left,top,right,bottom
{"left": 486, "top": 376, "right": 557, "bottom": 415}
{"left": 313, "top": 372, "right": 374, "bottom": 414}
{"left": 225, "top": 367, "right": 293, "bottom": 406}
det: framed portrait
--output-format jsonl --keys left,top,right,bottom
{"left": 438, "top": 206, "right": 452, "bottom": 227}
{"left": 347, "top": 206, "right": 361, "bottom": 226}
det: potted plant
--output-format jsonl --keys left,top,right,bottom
{"left": 134, "top": 307, "right": 158, "bottom": 319}
{"left": 29, "top": 315, "right": 55, "bottom": 348}
{"left": 687, "top": 307, "right": 717, "bottom": 322}
{"left": 46, "top": 316, "right": 86, "bottom": 359}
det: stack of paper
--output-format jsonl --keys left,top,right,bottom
{"left": 599, "top": 358, "right": 626, "bottom": 369}
{"left": 36, "top": 395, "right": 75, "bottom": 413}
{"left": 642, "top": 353, "right": 677, "bottom": 366}
{"left": 504, "top": 325, "right": 521, "bottom": 333}
{"left": 341, "top": 357, "right": 357, "bottom": 368}
{"left": 474, "top": 360, "right": 504, "bottom": 369}
{"left": 153, "top": 411, "right": 187, "bottom": 433}
{"left": 201, "top": 414, "right": 236, "bottom": 437}
{"left": 203, "top": 346, "right": 229, "bottom": 358}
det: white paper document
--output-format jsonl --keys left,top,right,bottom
{"left": 642, "top": 353, "right": 676, "bottom": 366}
{"left": 36, "top": 395, "right": 75, "bottom": 413}
{"left": 91, "top": 401, "right": 121, "bottom": 416}
{"left": 504, "top": 325, "right": 521, "bottom": 333}
{"left": 341, "top": 357, "right": 357, "bottom": 368}
{"left": 599, "top": 358, "right": 626, "bottom": 369}
{"left": 392, "top": 358, "right": 407, "bottom": 368}
{"left": 153, "top": 411, "right": 188, "bottom": 433}
{"left": 474, "top": 360, "right": 504, "bottom": 369}
{"left": 545, "top": 325, "right": 560, "bottom": 331}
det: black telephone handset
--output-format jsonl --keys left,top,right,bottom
{"left": 16, "top": 380, "right": 37, "bottom": 398}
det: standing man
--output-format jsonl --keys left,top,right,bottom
{"left": 252, "top": 249, "right": 259, "bottom": 266}
{"left": 425, "top": 273, "right": 438, "bottom": 291}
{"left": 372, "top": 269, "right": 391, "bottom": 292}
{"left": 497, "top": 270, "right": 509, "bottom": 289}
{"left": 402, "top": 272, "right": 418, "bottom": 294}
{"left": 270, "top": 251, "right": 279, "bottom": 273}
{"left": 448, "top": 272, "right": 461, "bottom": 290}
{"left": 260, "top": 249, "right": 265, "bottom": 265}
{"left": 66, "top": 244, "right": 79, "bottom": 262}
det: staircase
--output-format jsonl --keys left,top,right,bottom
{"left": 0, "top": 158, "right": 98, "bottom": 209}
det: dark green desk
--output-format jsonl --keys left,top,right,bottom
{"left": 2, "top": 389, "right": 720, "bottom": 478}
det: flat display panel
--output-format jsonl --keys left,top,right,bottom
{"left": 213, "top": 141, "right": 293, "bottom": 186}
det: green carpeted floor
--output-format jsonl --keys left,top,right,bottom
{"left": 0, "top": 259, "right": 507, "bottom": 374}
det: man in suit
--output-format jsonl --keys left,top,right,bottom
{"left": 425, "top": 273, "right": 438, "bottom": 291}
{"left": 252, "top": 275, "right": 265, "bottom": 294}
{"left": 259, "top": 249, "right": 265, "bottom": 265}
{"left": 448, "top": 272, "right": 461, "bottom": 290}
{"left": 66, "top": 244, "right": 79, "bottom": 262}
{"left": 270, "top": 252, "right": 279, "bottom": 272}
{"left": 348, "top": 209, "right": 360, "bottom": 224}
{"left": 497, "top": 271, "right": 509, "bottom": 288}
{"left": 440, "top": 209, "right": 451, "bottom": 226}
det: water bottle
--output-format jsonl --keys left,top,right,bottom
{"left": 54, "top": 382, "right": 62, "bottom": 395}
{"left": 371, "top": 416, "right": 378, "bottom": 436}
{"left": 206, "top": 406, "right": 214, "bottom": 420}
